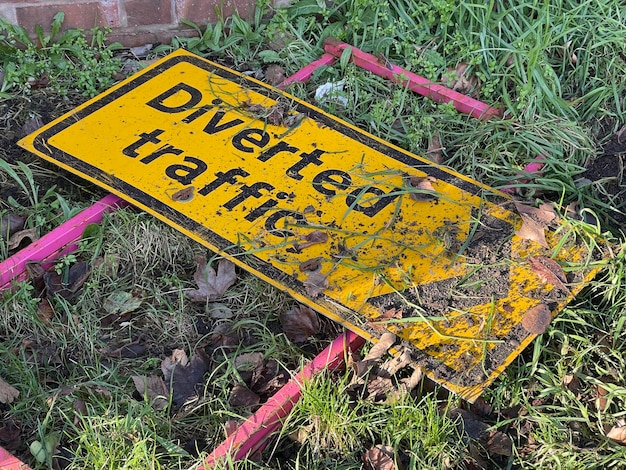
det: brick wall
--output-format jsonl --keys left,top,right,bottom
{"left": 0, "top": 0, "right": 256, "bottom": 47}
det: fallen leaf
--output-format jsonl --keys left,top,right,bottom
{"left": 303, "top": 272, "right": 329, "bottom": 297}
{"left": 224, "top": 420, "right": 239, "bottom": 437}
{"left": 186, "top": 256, "right": 237, "bottom": 302}
{"left": 161, "top": 349, "right": 210, "bottom": 408}
{"left": 0, "top": 376, "right": 19, "bottom": 403}
{"left": 229, "top": 383, "right": 260, "bottom": 408}
{"left": 0, "top": 419, "right": 21, "bottom": 450}
{"left": 234, "top": 352, "right": 265, "bottom": 371}
{"left": 515, "top": 213, "right": 549, "bottom": 248}
{"left": 426, "top": 132, "right": 444, "bottom": 164}
{"left": 448, "top": 407, "right": 489, "bottom": 440}
{"left": 7, "top": 227, "right": 37, "bottom": 249}
{"left": 295, "top": 230, "right": 329, "bottom": 250}
{"left": 299, "top": 257, "right": 322, "bottom": 272}
{"left": 514, "top": 202, "right": 557, "bottom": 225}
{"left": 483, "top": 430, "right": 512, "bottom": 456}
{"left": 103, "top": 291, "right": 142, "bottom": 315}
{"left": 363, "top": 333, "right": 396, "bottom": 361}
{"left": 0, "top": 213, "right": 26, "bottom": 237}
{"left": 521, "top": 303, "right": 552, "bottom": 334}
{"left": 607, "top": 425, "right": 626, "bottom": 444}
{"left": 171, "top": 186, "right": 194, "bottom": 202}
{"left": 73, "top": 398, "right": 88, "bottom": 427}
{"left": 407, "top": 176, "right": 438, "bottom": 201}
{"left": 595, "top": 382, "right": 610, "bottom": 411}
{"left": 43, "top": 260, "right": 91, "bottom": 300}
{"left": 279, "top": 305, "right": 320, "bottom": 343}
{"left": 265, "top": 64, "right": 286, "bottom": 86}
{"left": 528, "top": 256, "right": 570, "bottom": 294}
{"left": 442, "top": 62, "right": 480, "bottom": 96}
{"left": 37, "top": 299, "right": 54, "bottom": 326}
{"left": 132, "top": 375, "right": 169, "bottom": 410}
{"left": 363, "top": 444, "right": 397, "bottom": 470}
{"left": 207, "top": 303, "right": 234, "bottom": 320}
{"left": 102, "top": 339, "right": 146, "bottom": 358}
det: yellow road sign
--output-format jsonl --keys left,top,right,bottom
{"left": 19, "top": 50, "right": 606, "bottom": 401}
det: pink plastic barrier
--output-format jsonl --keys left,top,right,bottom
{"left": 0, "top": 193, "right": 128, "bottom": 290}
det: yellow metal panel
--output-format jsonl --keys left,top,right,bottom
{"left": 19, "top": 50, "right": 607, "bottom": 401}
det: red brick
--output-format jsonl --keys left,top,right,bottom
{"left": 123, "top": 0, "right": 172, "bottom": 27}
{"left": 102, "top": 24, "right": 198, "bottom": 47}
{"left": 175, "top": 0, "right": 254, "bottom": 24}
{"left": 15, "top": 2, "right": 120, "bottom": 33}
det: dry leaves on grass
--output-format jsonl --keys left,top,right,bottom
{"left": 279, "top": 305, "right": 320, "bottom": 343}
{"left": 8, "top": 227, "right": 38, "bottom": 250}
{"left": 442, "top": 62, "right": 481, "bottom": 97}
{"left": 426, "top": 132, "right": 444, "bottom": 164}
{"left": 186, "top": 256, "right": 237, "bottom": 302}
{"left": 0, "top": 376, "right": 19, "bottom": 404}
{"left": 363, "top": 444, "right": 400, "bottom": 470}
{"left": 406, "top": 175, "right": 438, "bottom": 202}
{"left": 161, "top": 348, "right": 210, "bottom": 409}
{"left": 43, "top": 260, "right": 91, "bottom": 300}
{"left": 0, "top": 212, "right": 26, "bottom": 237}
{"left": 131, "top": 375, "right": 169, "bottom": 410}
{"left": 607, "top": 422, "right": 626, "bottom": 445}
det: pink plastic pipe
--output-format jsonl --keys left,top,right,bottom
{"left": 0, "top": 193, "right": 128, "bottom": 290}
{"left": 201, "top": 330, "right": 365, "bottom": 469}
{"left": 0, "top": 446, "right": 31, "bottom": 470}
{"left": 323, "top": 37, "right": 502, "bottom": 121}
{"left": 277, "top": 53, "right": 337, "bottom": 90}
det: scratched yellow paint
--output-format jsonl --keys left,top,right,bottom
{"left": 18, "top": 50, "right": 607, "bottom": 401}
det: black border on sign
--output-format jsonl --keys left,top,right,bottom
{"left": 30, "top": 53, "right": 511, "bottom": 391}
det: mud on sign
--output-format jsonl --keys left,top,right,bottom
{"left": 19, "top": 50, "right": 604, "bottom": 402}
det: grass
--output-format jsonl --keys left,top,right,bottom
{"left": 1, "top": 0, "right": 626, "bottom": 468}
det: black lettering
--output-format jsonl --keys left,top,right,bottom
{"left": 286, "top": 149, "right": 325, "bottom": 181}
{"left": 140, "top": 144, "right": 183, "bottom": 164}
{"left": 232, "top": 128, "right": 270, "bottom": 152}
{"left": 146, "top": 83, "right": 202, "bottom": 113}
{"left": 258, "top": 141, "right": 298, "bottom": 162}
{"left": 165, "top": 157, "right": 208, "bottom": 185}
{"left": 122, "top": 129, "right": 164, "bottom": 157}
{"left": 346, "top": 186, "right": 400, "bottom": 217}
{"left": 182, "top": 99, "right": 222, "bottom": 123}
{"left": 223, "top": 182, "right": 274, "bottom": 210}
{"left": 312, "top": 169, "right": 352, "bottom": 196}
{"left": 198, "top": 168, "right": 249, "bottom": 196}
{"left": 203, "top": 111, "right": 244, "bottom": 135}
{"left": 265, "top": 210, "right": 306, "bottom": 238}
{"left": 245, "top": 199, "right": 279, "bottom": 222}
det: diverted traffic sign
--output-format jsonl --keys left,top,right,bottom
{"left": 19, "top": 50, "right": 604, "bottom": 401}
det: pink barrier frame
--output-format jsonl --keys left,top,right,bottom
{"left": 0, "top": 39, "right": 543, "bottom": 468}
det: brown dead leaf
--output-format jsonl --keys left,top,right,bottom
{"left": 607, "top": 424, "right": 626, "bottom": 445}
{"left": 407, "top": 176, "right": 438, "bottom": 201}
{"left": 171, "top": 186, "right": 194, "bottom": 202}
{"left": 234, "top": 352, "right": 264, "bottom": 371}
{"left": 514, "top": 201, "right": 556, "bottom": 225}
{"left": 0, "top": 419, "right": 21, "bottom": 450}
{"left": 186, "top": 256, "right": 237, "bottom": 302}
{"left": 528, "top": 256, "right": 569, "bottom": 294}
{"left": 279, "top": 304, "right": 320, "bottom": 343}
{"left": 132, "top": 375, "right": 169, "bottom": 410}
{"left": 515, "top": 213, "right": 549, "bottom": 248}
{"left": 266, "top": 64, "right": 286, "bottom": 86}
{"left": 363, "top": 333, "right": 396, "bottom": 361}
{"left": 101, "top": 339, "right": 146, "bottom": 358}
{"left": 426, "top": 132, "right": 444, "bottom": 164}
{"left": 299, "top": 257, "right": 322, "bottom": 272}
{"left": 224, "top": 420, "right": 239, "bottom": 437}
{"left": 43, "top": 260, "right": 91, "bottom": 299}
{"left": 0, "top": 213, "right": 26, "bottom": 237}
{"left": 442, "top": 62, "right": 480, "bottom": 96}
{"left": 8, "top": 227, "right": 37, "bottom": 250}
{"left": 0, "top": 376, "right": 19, "bottom": 404}
{"left": 595, "top": 382, "right": 610, "bottom": 412}
{"left": 161, "top": 349, "right": 210, "bottom": 408}
{"left": 295, "top": 230, "right": 329, "bottom": 250}
{"left": 483, "top": 430, "right": 512, "bottom": 457}
{"left": 37, "top": 298, "right": 54, "bottom": 326}
{"left": 303, "top": 271, "right": 329, "bottom": 297}
{"left": 229, "top": 383, "right": 260, "bottom": 408}
{"left": 521, "top": 303, "right": 552, "bottom": 334}
{"left": 363, "top": 444, "right": 397, "bottom": 470}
